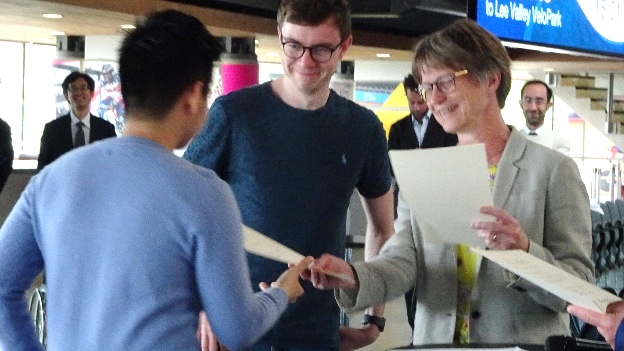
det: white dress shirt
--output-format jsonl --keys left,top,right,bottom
{"left": 412, "top": 111, "right": 432, "bottom": 145}
{"left": 70, "top": 111, "right": 91, "bottom": 145}
{"left": 521, "top": 125, "right": 570, "bottom": 156}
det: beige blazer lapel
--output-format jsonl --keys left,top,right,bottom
{"left": 474, "top": 127, "right": 526, "bottom": 275}
{"left": 491, "top": 128, "right": 527, "bottom": 209}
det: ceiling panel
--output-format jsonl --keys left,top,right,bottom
{"left": 166, "top": 0, "right": 467, "bottom": 37}
{"left": 0, "top": 0, "right": 622, "bottom": 75}
{"left": 0, "top": 0, "right": 136, "bottom": 45}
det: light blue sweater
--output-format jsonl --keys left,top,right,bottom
{"left": 0, "top": 136, "right": 288, "bottom": 351}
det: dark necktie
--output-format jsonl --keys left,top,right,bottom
{"left": 528, "top": 131, "right": 537, "bottom": 136}
{"left": 74, "top": 121, "right": 85, "bottom": 148}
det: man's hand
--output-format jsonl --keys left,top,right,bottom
{"left": 197, "top": 311, "right": 229, "bottom": 351}
{"left": 568, "top": 301, "right": 624, "bottom": 349}
{"left": 339, "top": 325, "right": 380, "bottom": 351}
{"left": 259, "top": 256, "right": 313, "bottom": 302}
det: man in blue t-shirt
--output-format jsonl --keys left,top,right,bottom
{"left": 184, "top": 1, "right": 394, "bottom": 350}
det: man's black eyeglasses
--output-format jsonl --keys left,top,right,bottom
{"left": 281, "top": 40, "right": 342, "bottom": 63}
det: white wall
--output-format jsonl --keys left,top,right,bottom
{"left": 259, "top": 60, "right": 413, "bottom": 85}
{"left": 85, "top": 35, "right": 124, "bottom": 61}
{"left": 355, "top": 60, "right": 412, "bottom": 82}
{"left": 259, "top": 62, "right": 283, "bottom": 83}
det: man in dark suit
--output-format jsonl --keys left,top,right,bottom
{"left": 387, "top": 73, "right": 457, "bottom": 332}
{"left": 388, "top": 73, "right": 458, "bottom": 150}
{"left": 388, "top": 74, "right": 458, "bottom": 210}
{"left": 38, "top": 72, "right": 117, "bottom": 171}
{"left": 0, "top": 117, "right": 13, "bottom": 193}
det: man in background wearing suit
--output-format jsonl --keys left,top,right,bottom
{"left": 388, "top": 74, "right": 458, "bottom": 151}
{"left": 387, "top": 73, "right": 458, "bottom": 333}
{"left": 387, "top": 73, "right": 458, "bottom": 215}
{"left": 37, "top": 72, "right": 116, "bottom": 171}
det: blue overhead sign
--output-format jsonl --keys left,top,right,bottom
{"left": 469, "top": 0, "right": 624, "bottom": 58}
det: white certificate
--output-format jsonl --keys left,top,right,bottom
{"left": 477, "top": 249, "right": 621, "bottom": 313}
{"left": 242, "top": 225, "right": 356, "bottom": 285}
{"left": 389, "top": 144, "right": 493, "bottom": 246}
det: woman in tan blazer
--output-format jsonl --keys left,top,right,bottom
{"left": 305, "top": 18, "right": 594, "bottom": 347}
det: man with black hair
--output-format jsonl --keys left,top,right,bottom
{"left": 519, "top": 79, "right": 570, "bottom": 155}
{"left": 0, "top": 10, "right": 310, "bottom": 351}
{"left": 37, "top": 71, "right": 117, "bottom": 171}
{"left": 388, "top": 73, "right": 457, "bottom": 151}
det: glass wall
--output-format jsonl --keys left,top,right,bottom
{"left": 23, "top": 44, "right": 58, "bottom": 157}
{"left": 1, "top": 41, "right": 56, "bottom": 168}
{"left": 0, "top": 41, "right": 24, "bottom": 161}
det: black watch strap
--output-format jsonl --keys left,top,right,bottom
{"left": 362, "top": 314, "right": 386, "bottom": 332}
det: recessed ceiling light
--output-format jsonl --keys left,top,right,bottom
{"left": 121, "top": 24, "right": 136, "bottom": 30}
{"left": 43, "top": 13, "right": 63, "bottom": 19}
{"left": 49, "top": 31, "right": 66, "bottom": 36}
{"left": 376, "top": 53, "right": 391, "bottom": 58}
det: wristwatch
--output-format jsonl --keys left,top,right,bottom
{"left": 362, "top": 314, "right": 386, "bottom": 332}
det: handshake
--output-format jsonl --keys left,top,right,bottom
{"left": 244, "top": 225, "right": 359, "bottom": 300}
{"left": 270, "top": 253, "right": 360, "bottom": 302}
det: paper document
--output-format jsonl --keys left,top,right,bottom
{"left": 243, "top": 225, "right": 304, "bottom": 264}
{"left": 389, "top": 144, "right": 493, "bottom": 246}
{"left": 476, "top": 249, "right": 621, "bottom": 313}
{"left": 242, "top": 225, "right": 356, "bottom": 285}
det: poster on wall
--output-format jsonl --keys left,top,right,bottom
{"left": 354, "top": 81, "right": 399, "bottom": 107}
{"left": 353, "top": 80, "right": 409, "bottom": 137}
{"left": 85, "top": 61, "right": 125, "bottom": 135}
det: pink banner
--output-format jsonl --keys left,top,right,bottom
{"left": 221, "top": 63, "right": 259, "bottom": 94}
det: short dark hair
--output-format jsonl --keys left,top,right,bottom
{"left": 277, "top": 0, "right": 351, "bottom": 42}
{"left": 118, "top": 10, "right": 223, "bottom": 119}
{"left": 521, "top": 80, "right": 553, "bottom": 102}
{"left": 412, "top": 19, "right": 511, "bottom": 109}
{"left": 62, "top": 72, "right": 95, "bottom": 96}
{"left": 403, "top": 73, "right": 417, "bottom": 92}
